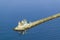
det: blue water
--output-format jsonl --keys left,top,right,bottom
{"left": 0, "top": 0, "right": 60, "bottom": 40}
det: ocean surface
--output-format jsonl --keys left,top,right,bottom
{"left": 0, "top": 0, "right": 60, "bottom": 40}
